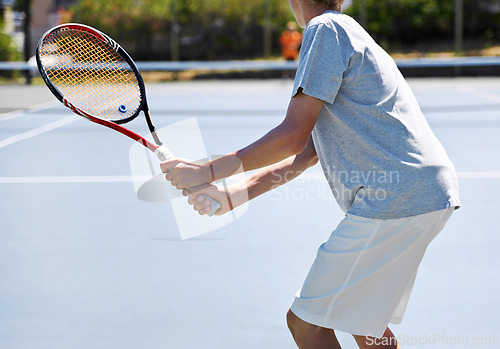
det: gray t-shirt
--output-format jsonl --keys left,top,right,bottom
{"left": 292, "top": 11, "right": 460, "bottom": 219}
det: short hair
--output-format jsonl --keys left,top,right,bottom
{"left": 303, "top": 0, "right": 344, "bottom": 9}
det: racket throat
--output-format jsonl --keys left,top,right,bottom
{"left": 143, "top": 109, "right": 163, "bottom": 146}
{"left": 151, "top": 130, "right": 163, "bottom": 146}
{"left": 143, "top": 109, "right": 174, "bottom": 161}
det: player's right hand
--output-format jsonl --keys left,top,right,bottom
{"left": 161, "top": 158, "right": 212, "bottom": 190}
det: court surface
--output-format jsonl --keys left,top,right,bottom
{"left": 1, "top": 77, "right": 499, "bottom": 349}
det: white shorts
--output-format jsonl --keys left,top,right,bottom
{"left": 290, "top": 207, "right": 454, "bottom": 338}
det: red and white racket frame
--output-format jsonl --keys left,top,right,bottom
{"left": 36, "top": 23, "right": 174, "bottom": 161}
{"left": 36, "top": 23, "right": 221, "bottom": 216}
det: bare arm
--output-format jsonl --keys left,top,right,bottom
{"left": 217, "top": 90, "right": 323, "bottom": 175}
{"left": 162, "top": 90, "right": 325, "bottom": 190}
{"left": 239, "top": 136, "right": 318, "bottom": 204}
{"left": 186, "top": 137, "right": 318, "bottom": 215}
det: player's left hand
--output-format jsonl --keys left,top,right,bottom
{"left": 183, "top": 184, "right": 232, "bottom": 216}
{"left": 161, "top": 158, "right": 212, "bottom": 189}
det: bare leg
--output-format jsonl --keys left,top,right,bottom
{"left": 353, "top": 327, "right": 400, "bottom": 349}
{"left": 286, "top": 309, "right": 342, "bottom": 349}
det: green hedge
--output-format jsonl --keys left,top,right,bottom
{"left": 69, "top": 0, "right": 296, "bottom": 60}
{"left": 67, "top": 0, "right": 499, "bottom": 59}
{"left": 0, "top": 20, "right": 21, "bottom": 78}
{"left": 345, "top": 0, "right": 500, "bottom": 46}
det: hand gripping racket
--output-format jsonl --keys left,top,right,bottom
{"left": 36, "top": 23, "right": 221, "bottom": 216}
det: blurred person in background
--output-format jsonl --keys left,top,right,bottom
{"left": 279, "top": 21, "right": 303, "bottom": 61}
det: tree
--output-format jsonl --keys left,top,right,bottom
{"left": 345, "top": 0, "right": 500, "bottom": 48}
{"left": 67, "top": 0, "right": 296, "bottom": 60}
{"left": 0, "top": 19, "right": 22, "bottom": 78}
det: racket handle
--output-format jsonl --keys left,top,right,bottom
{"left": 199, "top": 195, "right": 222, "bottom": 217}
{"left": 154, "top": 145, "right": 222, "bottom": 217}
{"left": 154, "top": 144, "right": 175, "bottom": 161}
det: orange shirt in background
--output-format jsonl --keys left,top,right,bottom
{"left": 279, "top": 29, "right": 302, "bottom": 61}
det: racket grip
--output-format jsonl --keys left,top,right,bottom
{"left": 154, "top": 145, "right": 222, "bottom": 217}
{"left": 204, "top": 196, "right": 222, "bottom": 217}
{"left": 154, "top": 145, "right": 175, "bottom": 161}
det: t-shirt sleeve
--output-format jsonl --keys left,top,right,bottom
{"left": 292, "top": 22, "right": 352, "bottom": 104}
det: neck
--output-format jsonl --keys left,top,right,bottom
{"left": 302, "top": 4, "right": 341, "bottom": 26}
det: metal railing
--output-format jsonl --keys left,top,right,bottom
{"left": 1, "top": 56, "right": 499, "bottom": 80}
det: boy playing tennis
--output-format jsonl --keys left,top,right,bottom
{"left": 161, "top": 0, "right": 460, "bottom": 348}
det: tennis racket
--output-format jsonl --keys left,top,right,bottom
{"left": 36, "top": 23, "right": 221, "bottom": 216}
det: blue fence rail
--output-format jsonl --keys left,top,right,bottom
{"left": 1, "top": 56, "right": 499, "bottom": 76}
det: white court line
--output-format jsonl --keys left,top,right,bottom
{"left": 456, "top": 84, "right": 500, "bottom": 104}
{"left": 456, "top": 171, "right": 500, "bottom": 179}
{"left": 0, "top": 171, "right": 499, "bottom": 184}
{"left": 0, "top": 100, "right": 59, "bottom": 122}
{"left": 299, "top": 171, "right": 500, "bottom": 180}
{"left": 0, "top": 115, "right": 77, "bottom": 149}
{"left": 0, "top": 175, "right": 151, "bottom": 183}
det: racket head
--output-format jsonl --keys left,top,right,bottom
{"left": 36, "top": 23, "right": 147, "bottom": 124}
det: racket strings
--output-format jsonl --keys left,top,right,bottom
{"left": 39, "top": 27, "right": 142, "bottom": 121}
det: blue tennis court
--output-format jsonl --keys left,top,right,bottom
{"left": 1, "top": 77, "right": 499, "bottom": 348}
